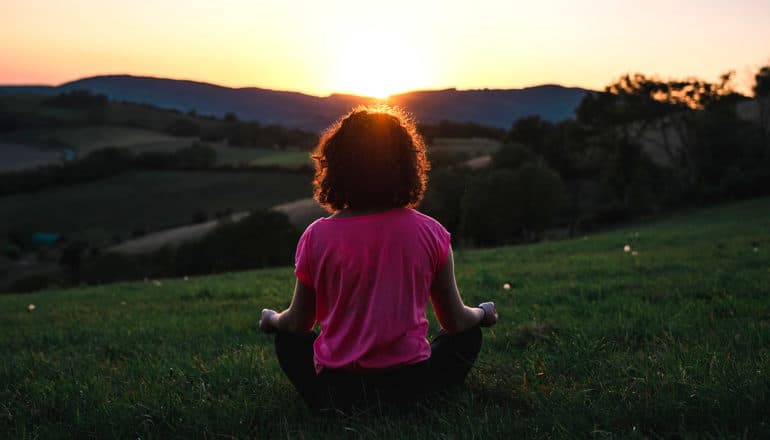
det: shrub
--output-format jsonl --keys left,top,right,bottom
{"left": 43, "top": 90, "right": 108, "bottom": 108}
{"left": 164, "top": 118, "right": 200, "bottom": 136}
{"left": 175, "top": 210, "right": 299, "bottom": 276}
{"left": 2, "top": 244, "right": 21, "bottom": 260}
{"left": 420, "top": 167, "right": 471, "bottom": 239}
{"left": 7, "top": 272, "right": 61, "bottom": 293}
{"left": 176, "top": 143, "right": 217, "bottom": 168}
{"left": 491, "top": 143, "right": 536, "bottom": 170}
{"left": 460, "top": 164, "right": 564, "bottom": 245}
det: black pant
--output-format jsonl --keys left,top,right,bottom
{"left": 274, "top": 327, "right": 482, "bottom": 412}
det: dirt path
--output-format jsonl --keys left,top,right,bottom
{"left": 106, "top": 198, "right": 326, "bottom": 255}
{"left": 106, "top": 212, "right": 251, "bottom": 254}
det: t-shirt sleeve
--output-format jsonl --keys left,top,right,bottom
{"left": 294, "top": 226, "right": 314, "bottom": 288}
{"left": 430, "top": 220, "right": 452, "bottom": 274}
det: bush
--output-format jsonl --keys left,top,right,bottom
{"left": 175, "top": 210, "right": 299, "bottom": 276}
{"left": 420, "top": 167, "right": 471, "bottom": 240}
{"left": 8, "top": 272, "right": 61, "bottom": 293}
{"left": 491, "top": 143, "right": 535, "bottom": 170}
{"left": 176, "top": 143, "right": 217, "bottom": 168}
{"left": 82, "top": 253, "right": 145, "bottom": 284}
{"left": 44, "top": 90, "right": 108, "bottom": 108}
{"left": 460, "top": 164, "right": 564, "bottom": 245}
{"left": 83, "top": 210, "right": 300, "bottom": 285}
{"left": 2, "top": 244, "right": 21, "bottom": 260}
{"left": 164, "top": 118, "right": 200, "bottom": 136}
{"left": 428, "top": 149, "right": 471, "bottom": 169}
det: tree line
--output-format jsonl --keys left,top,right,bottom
{"left": 421, "top": 67, "right": 770, "bottom": 246}
{"left": 0, "top": 143, "right": 220, "bottom": 196}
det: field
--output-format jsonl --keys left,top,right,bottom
{"left": 1, "top": 198, "right": 768, "bottom": 438}
{"left": 1, "top": 125, "right": 310, "bottom": 169}
{"left": 0, "top": 94, "right": 314, "bottom": 170}
{"left": 0, "top": 170, "right": 312, "bottom": 243}
{"left": 0, "top": 141, "right": 63, "bottom": 172}
{"left": 429, "top": 137, "right": 501, "bottom": 156}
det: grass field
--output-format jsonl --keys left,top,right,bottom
{"left": 1, "top": 125, "right": 309, "bottom": 169}
{"left": 0, "top": 170, "right": 312, "bottom": 244}
{"left": 249, "top": 150, "right": 312, "bottom": 169}
{"left": 2, "top": 125, "right": 191, "bottom": 155}
{"left": 0, "top": 95, "right": 310, "bottom": 170}
{"left": 429, "top": 137, "right": 501, "bottom": 156}
{"left": 1, "top": 198, "right": 768, "bottom": 438}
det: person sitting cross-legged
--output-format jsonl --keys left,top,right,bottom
{"left": 259, "top": 106, "right": 498, "bottom": 413}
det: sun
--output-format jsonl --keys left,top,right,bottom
{"left": 329, "top": 31, "right": 428, "bottom": 99}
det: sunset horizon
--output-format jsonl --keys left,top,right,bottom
{"left": 0, "top": 70, "right": 601, "bottom": 99}
{"left": 3, "top": 0, "right": 769, "bottom": 98}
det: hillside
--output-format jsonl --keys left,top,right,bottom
{"left": 1, "top": 75, "right": 590, "bottom": 131}
{"left": 0, "top": 170, "right": 312, "bottom": 243}
{"left": 1, "top": 197, "right": 767, "bottom": 438}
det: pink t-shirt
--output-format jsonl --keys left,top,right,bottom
{"left": 294, "top": 208, "right": 451, "bottom": 373}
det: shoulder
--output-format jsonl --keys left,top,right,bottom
{"left": 297, "top": 217, "right": 326, "bottom": 244}
{"left": 304, "top": 217, "right": 326, "bottom": 233}
{"left": 404, "top": 208, "right": 449, "bottom": 233}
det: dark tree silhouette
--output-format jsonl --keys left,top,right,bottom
{"left": 754, "top": 66, "right": 770, "bottom": 156}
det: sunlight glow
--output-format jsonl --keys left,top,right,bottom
{"left": 329, "top": 30, "right": 429, "bottom": 98}
{"left": 1, "top": 0, "right": 769, "bottom": 95}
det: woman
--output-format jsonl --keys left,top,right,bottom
{"left": 259, "top": 105, "right": 498, "bottom": 412}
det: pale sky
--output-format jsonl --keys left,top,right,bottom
{"left": 2, "top": 0, "right": 769, "bottom": 97}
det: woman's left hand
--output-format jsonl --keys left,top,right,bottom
{"left": 259, "top": 309, "right": 278, "bottom": 333}
{"left": 478, "top": 302, "right": 498, "bottom": 327}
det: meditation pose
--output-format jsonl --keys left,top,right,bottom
{"left": 259, "top": 106, "right": 498, "bottom": 412}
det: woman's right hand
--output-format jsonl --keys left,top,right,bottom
{"left": 478, "top": 302, "right": 498, "bottom": 327}
{"left": 259, "top": 308, "right": 278, "bottom": 333}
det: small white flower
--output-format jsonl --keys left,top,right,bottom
{"left": 632, "top": 251, "right": 639, "bottom": 256}
{"left": 624, "top": 245, "right": 631, "bottom": 253}
{"left": 153, "top": 280, "right": 162, "bottom": 287}
{"left": 27, "top": 304, "right": 36, "bottom": 312}
{"left": 503, "top": 282, "right": 511, "bottom": 290}
{"left": 183, "top": 276, "right": 189, "bottom": 281}
{"left": 754, "top": 248, "right": 759, "bottom": 253}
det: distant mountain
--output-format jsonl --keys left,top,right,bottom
{"left": 388, "top": 85, "right": 589, "bottom": 129}
{"left": 0, "top": 85, "right": 56, "bottom": 95}
{"left": 0, "top": 75, "right": 590, "bottom": 131}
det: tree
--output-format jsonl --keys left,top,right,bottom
{"left": 505, "top": 116, "right": 553, "bottom": 150}
{"left": 754, "top": 66, "right": 770, "bottom": 156}
{"left": 44, "top": 90, "right": 108, "bottom": 108}
{"left": 175, "top": 210, "right": 299, "bottom": 275}
{"left": 491, "top": 143, "right": 535, "bottom": 170}
{"left": 460, "top": 164, "right": 564, "bottom": 245}
{"left": 575, "top": 72, "right": 743, "bottom": 189}
{"left": 164, "top": 118, "right": 200, "bottom": 136}
{"left": 419, "top": 167, "right": 471, "bottom": 239}
{"left": 176, "top": 142, "right": 218, "bottom": 168}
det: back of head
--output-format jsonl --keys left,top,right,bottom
{"left": 312, "top": 105, "right": 429, "bottom": 212}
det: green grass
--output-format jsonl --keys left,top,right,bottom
{"left": 0, "top": 170, "right": 312, "bottom": 243}
{"left": 1, "top": 125, "right": 306, "bottom": 168}
{"left": 2, "top": 125, "right": 195, "bottom": 158}
{"left": 1, "top": 198, "right": 769, "bottom": 438}
{"left": 429, "top": 137, "right": 501, "bottom": 156}
{"left": 249, "top": 150, "right": 311, "bottom": 169}
{"left": 0, "top": 95, "right": 310, "bottom": 171}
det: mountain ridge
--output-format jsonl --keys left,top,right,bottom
{"left": 1, "top": 74, "right": 591, "bottom": 131}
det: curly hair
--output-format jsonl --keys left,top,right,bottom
{"left": 312, "top": 105, "right": 430, "bottom": 213}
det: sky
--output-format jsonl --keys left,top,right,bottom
{"left": 2, "top": 0, "right": 769, "bottom": 98}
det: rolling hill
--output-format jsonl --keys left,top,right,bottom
{"left": 1, "top": 75, "right": 590, "bottom": 131}
{"left": 1, "top": 197, "right": 768, "bottom": 437}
